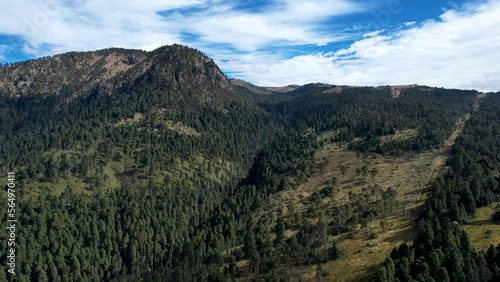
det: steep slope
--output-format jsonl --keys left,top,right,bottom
{"left": 0, "top": 45, "right": 235, "bottom": 107}
{"left": 370, "top": 92, "right": 500, "bottom": 282}
{"left": 0, "top": 45, "right": 293, "bottom": 281}
{"left": 0, "top": 45, "right": 276, "bottom": 194}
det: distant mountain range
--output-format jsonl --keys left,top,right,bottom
{"left": 0, "top": 44, "right": 441, "bottom": 100}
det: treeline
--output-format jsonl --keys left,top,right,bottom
{"left": 371, "top": 92, "right": 500, "bottom": 282}
{"left": 0, "top": 51, "right": 327, "bottom": 280}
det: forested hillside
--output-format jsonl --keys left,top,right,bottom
{"left": 371, "top": 93, "right": 500, "bottom": 282}
{"left": 0, "top": 45, "right": 496, "bottom": 281}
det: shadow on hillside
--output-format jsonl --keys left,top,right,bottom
{"left": 383, "top": 220, "right": 415, "bottom": 245}
{"left": 402, "top": 187, "right": 426, "bottom": 196}
{"left": 353, "top": 180, "right": 367, "bottom": 187}
{"left": 467, "top": 219, "right": 494, "bottom": 226}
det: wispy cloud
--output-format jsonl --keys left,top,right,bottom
{"left": 0, "top": 0, "right": 361, "bottom": 55}
{"left": 0, "top": 0, "right": 205, "bottom": 55}
{"left": 0, "top": 46, "right": 6, "bottom": 61}
{"left": 218, "top": 0, "right": 500, "bottom": 92}
{"left": 0, "top": 0, "right": 498, "bottom": 92}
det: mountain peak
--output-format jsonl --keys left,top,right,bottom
{"left": 0, "top": 45, "right": 230, "bottom": 101}
{"left": 148, "top": 44, "right": 230, "bottom": 89}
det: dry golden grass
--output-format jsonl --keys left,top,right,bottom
{"left": 103, "top": 53, "right": 137, "bottom": 80}
{"left": 271, "top": 143, "right": 432, "bottom": 282}
{"left": 115, "top": 112, "right": 145, "bottom": 126}
{"left": 165, "top": 120, "right": 201, "bottom": 137}
{"left": 273, "top": 140, "right": 435, "bottom": 218}
{"left": 114, "top": 112, "right": 202, "bottom": 137}
{"left": 464, "top": 204, "right": 500, "bottom": 250}
{"left": 380, "top": 128, "right": 418, "bottom": 143}
{"left": 320, "top": 216, "right": 416, "bottom": 282}
{"left": 268, "top": 114, "right": 470, "bottom": 281}
{"left": 235, "top": 260, "right": 249, "bottom": 268}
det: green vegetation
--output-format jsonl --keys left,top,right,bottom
{"left": 0, "top": 45, "right": 496, "bottom": 281}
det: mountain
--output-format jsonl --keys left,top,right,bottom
{"left": 0, "top": 45, "right": 498, "bottom": 282}
{"left": 0, "top": 45, "right": 234, "bottom": 107}
{"left": 0, "top": 45, "right": 284, "bottom": 196}
{"left": 0, "top": 45, "right": 291, "bottom": 281}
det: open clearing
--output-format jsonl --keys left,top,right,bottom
{"left": 464, "top": 204, "right": 500, "bottom": 250}
{"left": 267, "top": 112, "right": 471, "bottom": 281}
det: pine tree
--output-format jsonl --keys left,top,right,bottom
{"left": 274, "top": 217, "right": 286, "bottom": 246}
{"left": 436, "top": 267, "right": 450, "bottom": 282}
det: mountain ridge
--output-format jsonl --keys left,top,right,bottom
{"left": 0, "top": 45, "right": 232, "bottom": 105}
{"left": 1, "top": 45, "right": 487, "bottom": 100}
{"left": 0, "top": 44, "right": 497, "bottom": 282}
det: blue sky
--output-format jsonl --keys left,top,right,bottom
{"left": 0, "top": 0, "right": 499, "bottom": 91}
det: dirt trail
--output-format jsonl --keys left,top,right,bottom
{"left": 426, "top": 92, "right": 487, "bottom": 188}
{"left": 474, "top": 92, "right": 487, "bottom": 111}
{"left": 426, "top": 114, "right": 470, "bottom": 186}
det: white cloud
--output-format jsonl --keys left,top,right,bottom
{"left": 0, "top": 0, "right": 498, "bottom": 92}
{"left": 0, "top": 46, "right": 6, "bottom": 61}
{"left": 220, "top": 0, "right": 500, "bottom": 92}
{"left": 0, "top": 0, "right": 203, "bottom": 55}
{"left": 363, "top": 29, "right": 384, "bottom": 38}
{"left": 161, "top": 0, "right": 362, "bottom": 51}
{"left": 0, "top": 0, "right": 361, "bottom": 56}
